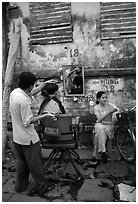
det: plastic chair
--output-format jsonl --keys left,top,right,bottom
{"left": 38, "top": 113, "right": 82, "bottom": 178}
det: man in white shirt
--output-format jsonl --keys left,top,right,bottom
{"left": 9, "top": 72, "right": 56, "bottom": 197}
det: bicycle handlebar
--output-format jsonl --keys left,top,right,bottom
{"left": 121, "top": 105, "right": 136, "bottom": 113}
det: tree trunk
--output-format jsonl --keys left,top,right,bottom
{"left": 2, "top": 86, "right": 12, "bottom": 162}
{"left": 2, "top": 18, "right": 21, "bottom": 163}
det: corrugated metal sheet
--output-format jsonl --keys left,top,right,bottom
{"left": 100, "top": 2, "right": 136, "bottom": 40}
{"left": 29, "top": 2, "right": 72, "bottom": 45}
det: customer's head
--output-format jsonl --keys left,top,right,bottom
{"left": 96, "top": 91, "right": 107, "bottom": 104}
{"left": 42, "top": 83, "right": 59, "bottom": 97}
{"left": 18, "top": 72, "right": 36, "bottom": 90}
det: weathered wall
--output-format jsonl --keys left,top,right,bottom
{"left": 8, "top": 2, "right": 136, "bottom": 116}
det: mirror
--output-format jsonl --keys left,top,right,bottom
{"left": 62, "top": 65, "right": 85, "bottom": 96}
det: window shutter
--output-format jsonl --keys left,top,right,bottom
{"left": 29, "top": 2, "right": 72, "bottom": 45}
{"left": 8, "top": 5, "right": 19, "bottom": 19}
{"left": 100, "top": 2, "right": 136, "bottom": 40}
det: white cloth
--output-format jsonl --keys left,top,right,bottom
{"left": 9, "top": 88, "right": 39, "bottom": 145}
{"left": 42, "top": 99, "right": 62, "bottom": 114}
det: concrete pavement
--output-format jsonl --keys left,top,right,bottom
{"left": 2, "top": 147, "right": 136, "bottom": 202}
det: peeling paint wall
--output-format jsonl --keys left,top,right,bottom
{"left": 7, "top": 2, "right": 136, "bottom": 116}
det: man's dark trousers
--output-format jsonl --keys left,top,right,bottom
{"left": 13, "top": 141, "right": 47, "bottom": 194}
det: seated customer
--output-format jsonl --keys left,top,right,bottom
{"left": 93, "top": 91, "right": 119, "bottom": 163}
{"left": 39, "top": 83, "right": 66, "bottom": 116}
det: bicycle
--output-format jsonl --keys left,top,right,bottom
{"left": 115, "top": 105, "right": 136, "bottom": 163}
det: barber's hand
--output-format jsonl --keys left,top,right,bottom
{"left": 75, "top": 68, "right": 81, "bottom": 71}
{"left": 45, "top": 79, "right": 57, "bottom": 84}
{"left": 73, "top": 68, "right": 78, "bottom": 72}
{"left": 42, "top": 112, "right": 57, "bottom": 120}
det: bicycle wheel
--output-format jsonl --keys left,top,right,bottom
{"left": 116, "top": 128, "right": 136, "bottom": 163}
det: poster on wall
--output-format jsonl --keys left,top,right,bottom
{"left": 62, "top": 65, "right": 85, "bottom": 97}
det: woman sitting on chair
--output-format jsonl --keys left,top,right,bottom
{"left": 39, "top": 83, "right": 66, "bottom": 116}
{"left": 93, "top": 91, "right": 119, "bottom": 163}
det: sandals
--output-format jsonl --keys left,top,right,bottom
{"left": 89, "top": 158, "right": 101, "bottom": 166}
